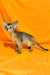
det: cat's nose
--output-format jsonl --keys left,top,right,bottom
{"left": 7, "top": 28, "right": 8, "bottom": 31}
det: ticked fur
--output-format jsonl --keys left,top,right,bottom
{"left": 3, "top": 19, "right": 48, "bottom": 54}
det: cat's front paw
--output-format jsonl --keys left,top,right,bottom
{"left": 15, "top": 50, "right": 19, "bottom": 52}
{"left": 18, "top": 52, "right": 21, "bottom": 54}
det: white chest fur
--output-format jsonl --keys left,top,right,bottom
{"left": 11, "top": 33, "right": 16, "bottom": 42}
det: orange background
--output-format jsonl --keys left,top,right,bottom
{"left": 0, "top": 0, "right": 50, "bottom": 75}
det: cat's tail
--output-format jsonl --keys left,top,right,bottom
{"left": 33, "top": 38, "right": 48, "bottom": 51}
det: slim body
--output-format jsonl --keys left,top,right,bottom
{"left": 3, "top": 19, "right": 48, "bottom": 54}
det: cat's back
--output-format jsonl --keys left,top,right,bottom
{"left": 17, "top": 31, "right": 33, "bottom": 38}
{"left": 15, "top": 30, "right": 33, "bottom": 40}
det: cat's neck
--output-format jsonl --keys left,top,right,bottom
{"left": 10, "top": 30, "right": 17, "bottom": 35}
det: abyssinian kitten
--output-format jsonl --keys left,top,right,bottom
{"left": 3, "top": 19, "right": 48, "bottom": 54}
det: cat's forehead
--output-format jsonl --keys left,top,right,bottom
{"left": 8, "top": 23, "right": 12, "bottom": 26}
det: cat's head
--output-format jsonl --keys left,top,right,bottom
{"left": 3, "top": 19, "right": 18, "bottom": 32}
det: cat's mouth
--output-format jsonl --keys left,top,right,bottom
{"left": 7, "top": 29, "right": 13, "bottom": 32}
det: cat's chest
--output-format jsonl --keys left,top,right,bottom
{"left": 11, "top": 33, "right": 17, "bottom": 42}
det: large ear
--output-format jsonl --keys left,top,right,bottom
{"left": 3, "top": 19, "right": 7, "bottom": 26}
{"left": 13, "top": 21, "right": 18, "bottom": 29}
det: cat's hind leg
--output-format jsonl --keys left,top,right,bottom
{"left": 29, "top": 44, "right": 34, "bottom": 52}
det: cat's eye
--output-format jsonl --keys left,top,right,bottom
{"left": 9, "top": 26, "right": 11, "bottom": 28}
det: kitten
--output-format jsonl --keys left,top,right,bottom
{"left": 3, "top": 19, "right": 48, "bottom": 54}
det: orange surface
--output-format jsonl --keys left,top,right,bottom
{"left": 0, "top": 0, "right": 50, "bottom": 75}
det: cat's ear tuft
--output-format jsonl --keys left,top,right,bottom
{"left": 3, "top": 19, "right": 7, "bottom": 26}
{"left": 13, "top": 21, "right": 18, "bottom": 29}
